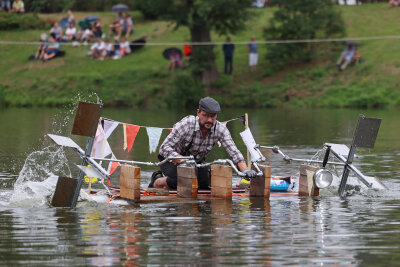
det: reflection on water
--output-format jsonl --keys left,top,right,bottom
{"left": 0, "top": 107, "right": 400, "bottom": 265}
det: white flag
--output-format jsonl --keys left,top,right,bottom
{"left": 91, "top": 123, "right": 113, "bottom": 158}
{"left": 146, "top": 127, "right": 163, "bottom": 154}
{"left": 103, "top": 119, "right": 119, "bottom": 139}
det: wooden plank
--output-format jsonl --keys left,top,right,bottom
{"left": 51, "top": 177, "right": 77, "bottom": 207}
{"left": 250, "top": 165, "right": 271, "bottom": 197}
{"left": 120, "top": 165, "right": 140, "bottom": 200}
{"left": 177, "top": 166, "right": 198, "bottom": 198}
{"left": 299, "top": 165, "right": 319, "bottom": 197}
{"left": 71, "top": 101, "right": 102, "bottom": 137}
{"left": 211, "top": 164, "right": 232, "bottom": 199}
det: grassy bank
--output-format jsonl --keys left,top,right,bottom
{"left": 1, "top": 4, "right": 400, "bottom": 109}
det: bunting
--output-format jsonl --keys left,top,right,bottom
{"left": 91, "top": 123, "right": 113, "bottom": 158}
{"left": 123, "top": 123, "right": 140, "bottom": 152}
{"left": 108, "top": 153, "right": 121, "bottom": 175}
{"left": 146, "top": 127, "right": 163, "bottom": 154}
{"left": 103, "top": 119, "right": 119, "bottom": 139}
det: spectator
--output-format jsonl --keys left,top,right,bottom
{"left": 104, "top": 38, "right": 114, "bottom": 59}
{"left": 122, "top": 12, "right": 134, "bottom": 38}
{"left": 90, "top": 38, "right": 106, "bottom": 60}
{"left": 10, "top": 0, "right": 24, "bottom": 13}
{"left": 119, "top": 37, "right": 131, "bottom": 56}
{"left": 168, "top": 50, "right": 183, "bottom": 71}
{"left": 248, "top": 36, "right": 258, "bottom": 72}
{"left": 50, "top": 22, "right": 63, "bottom": 41}
{"left": 389, "top": 0, "right": 400, "bottom": 7}
{"left": 64, "top": 23, "right": 76, "bottom": 41}
{"left": 41, "top": 36, "right": 60, "bottom": 61}
{"left": 336, "top": 45, "right": 355, "bottom": 71}
{"left": 112, "top": 37, "right": 121, "bottom": 59}
{"left": 81, "top": 26, "right": 94, "bottom": 44}
{"left": 34, "top": 39, "right": 46, "bottom": 60}
{"left": 108, "top": 18, "right": 123, "bottom": 39}
{"left": 1, "top": 0, "right": 11, "bottom": 12}
{"left": 67, "top": 10, "right": 74, "bottom": 23}
{"left": 222, "top": 36, "right": 235, "bottom": 75}
{"left": 93, "top": 19, "right": 102, "bottom": 39}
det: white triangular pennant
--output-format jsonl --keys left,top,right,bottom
{"left": 146, "top": 127, "right": 163, "bottom": 154}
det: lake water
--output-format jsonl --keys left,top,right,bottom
{"left": 1, "top": 107, "right": 400, "bottom": 266}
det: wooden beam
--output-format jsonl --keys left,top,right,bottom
{"left": 51, "top": 177, "right": 77, "bottom": 207}
{"left": 299, "top": 165, "right": 320, "bottom": 197}
{"left": 120, "top": 165, "right": 141, "bottom": 200}
{"left": 211, "top": 164, "right": 232, "bottom": 199}
{"left": 250, "top": 164, "right": 271, "bottom": 198}
{"left": 177, "top": 166, "right": 198, "bottom": 198}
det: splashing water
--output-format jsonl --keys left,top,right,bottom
{"left": 8, "top": 146, "right": 71, "bottom": 207}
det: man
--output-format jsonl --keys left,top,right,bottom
{"left": 10, "top": 0, "right": 24, "bottom": 13}
{"left": 248, "top": 36, "right": 258, "bottom": 72}
{"left": 223, "top": 36, "right": 235, "bottom": 75}
{"left": 41, "top": 35, "right": 60, "bottom": 61}
{"left": 149, "top": 97, "right": 257, "bottom": 190}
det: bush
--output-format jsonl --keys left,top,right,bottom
{"left": 164, "top": 72, "right": 204, "bottom": 109}
{"left": 0, "top": 12, "right": 50, "bottom": 30}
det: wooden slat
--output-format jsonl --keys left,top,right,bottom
{"left": 177, "top": 166, "right": 198, "bottom": 198}
{"left": 211, "top": 164, "right": 232, "bottom": 199}
{"left": 120, "top": 165, "right": 140, "bottom": 200}
{"left": 71, "top": 101, "right": 102, "bottom": 137}
{"left": 299, "top": 165, "right": 319, "bottom": 197}
{"left": 250, "top": 165, "right": 271, "bottom": 197}
{"left": 51, "top": 177, "right": 77, "bottom": 207}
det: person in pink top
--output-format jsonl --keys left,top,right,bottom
{"left": 168, "top": 50, "right": 183, "bottom": 71}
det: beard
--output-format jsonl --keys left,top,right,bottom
{"left": 199, "top": 121, "right": 214, "bottom": 130}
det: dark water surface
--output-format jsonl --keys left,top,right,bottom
{"left": 1, "top": 107, "right": 400, "bottom": 266}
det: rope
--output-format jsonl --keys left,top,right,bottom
{"left": 1, "top": 35, "right": 400, "bottom": 46}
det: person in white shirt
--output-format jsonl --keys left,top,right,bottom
{"left": 64, "top": 23, "right": 76, "bottom": 41}
{"left": 104, "top": 38, "right": 114, "bottom": 59}
{"left": 90, "top": 38, "right": 106, "bottom": 60}
{"left": 120, "top": 37, "right": 131, "bottom": 57}
{"left": 81, "top": 27, "right": 94, "bottom": 44}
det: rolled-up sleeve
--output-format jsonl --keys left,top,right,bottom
{"left": 159, "top": 117, "right": 189, "bottom": 158}
{"left": 219, "top": 125, "right": 245, "bottom": 164}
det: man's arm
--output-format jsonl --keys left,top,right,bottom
{"left": 159, "top": 116, "right": 191, "bottom": 163}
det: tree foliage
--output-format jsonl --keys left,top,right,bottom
{"left": 264, "top": 0, "right": 346, "bottom": 68}
{"left": 135, "top": 0, "right": 253, "bottom": 92}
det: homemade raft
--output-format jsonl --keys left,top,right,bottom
{"left": 48, "top": 102, "right": 386, "bottom": 207}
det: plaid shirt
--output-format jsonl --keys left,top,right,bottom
{"left": 159, "top": 115, "right": 245, "bottom": 164}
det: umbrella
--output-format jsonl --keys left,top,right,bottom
{"left": 78, "top": 20, "right": 92, "bottom": 29}
{"left": 343, "top": 40, "right": 360, "bottom": 46}
{"left": 163, "top": 47, "right": 183, "bottom": 60}
{"left": 111, "top": 4, "right": 130, "bottom": 12}
{"left": 84, "top": 15, "right": 100, "bottom": 22}
{"left": 60, "top": 17, "right": 75, "bottom": 28}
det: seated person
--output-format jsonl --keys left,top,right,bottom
{"left": 64, "top": 23, "right": 76, "bottom": 41}
{"left": 168, "top": 50, "right": 183, "bottom": 71}
{"left": 90, "top": 38, "right": 106, "bottom": 60}
{"left": 94, "top": 19, "right": 102, "bottom": 39}
{"left": 336, "top": 45, "right": 355, "bottom": 71}
{"left": 50, "top": 22, "right": 63, "bottom": 41}
{"left": 10, "top": 0, "right": 24, "bottom": 13}
{"left": 389, "top": 0, "right": 400, "bottom": 7}
{"left": 112, "top": 37, "right": 121, "bottom": 59}
{"left": 34, "top": 39, "right": 46, "bottom": 60}
{"left": 108, "top": 18, "right": 122, "bottom": 39}
{"left": 41, "top": 36, "right": 60, "bottom": 61}
{"left": 81, "top": 26, "right": 94, "bottom": 44}
{"left": 122, "top": 13, "right": 134, "bottom": 38}
{"left": 119, "top": 37, "right": 131, "bottom": 56}
{"left": 104, "top": 38, "right": 114, "bottom": 59}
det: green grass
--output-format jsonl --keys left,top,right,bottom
{"left": 1, "top": 4, "right": 400, "bottom": 108}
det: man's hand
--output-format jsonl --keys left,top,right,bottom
{"left": 242, "top": 169, "right": 257, "bottom": 179}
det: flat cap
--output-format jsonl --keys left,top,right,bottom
{"left": 199, "top": 97, "right": 221, "bottom": 114}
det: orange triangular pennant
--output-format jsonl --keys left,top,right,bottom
{"left": 124, "top": 124, "right": 140, "bottom": 152}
